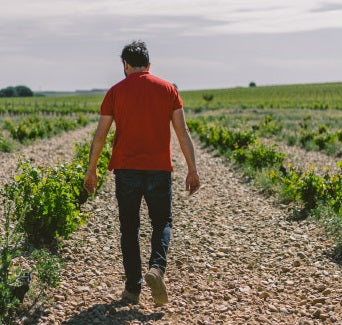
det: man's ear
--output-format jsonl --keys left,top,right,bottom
{"left": 123, "top": 60, "right": 129, "bottom": 70}
{"left": 146, "top": 63, "right": 151, "bottom": 71}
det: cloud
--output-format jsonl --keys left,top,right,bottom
{"left": 1, "top": 1, "right": 342, "bottom": 90}
{"left": 1, "top": 0, "right": 342, "bottom": 35}
{"left": 311, "top": 2, "right": 342, "bottom": 12}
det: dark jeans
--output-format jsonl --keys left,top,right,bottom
{"left": 115, "top": 169, "right": 173, "bottom": 294}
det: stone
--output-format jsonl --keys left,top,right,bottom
{"left": 281, "top": 267, "right": 291, "bottom": 273}
{"left": 297, "top": 252, "right": 307, "bottom": 259}
{"left": 322, "top": 288, "right": 332, "bottom": 296}
{"left": 319, "top": 313, "right": 329, "bottom": 320}
{"left": 77, "top": 286, "right": 90, "bottom": 292}
{"left": 188, "top": 266, "right": 195, "bottom": 273}
{"left": 239, "top": 286, "right": 251, "bottom": 294}
{"left": 293, "top": 260, "right": 301, "bottom": 267}
{"left": 316, "top": 284, "right": 326, "bottom": 292}
{"left": 53, "top": 295, "right": 66, "bottom": 302}
{"left": 312, "top": 297, "right": 326, "bottom": 305}
{"left": 259, "top": 292, "right": 270, "bottom": 299}
{"left": 280, "top": 307, "right": 290, "bottom": 314}
{"left": 268, "top": 304, "right": 278, "bottom": 312}
{"left": 313, "top": 308, "right": 322, "bottom": 318}
{"left": 218, "top": 247, "right": 229, "bottom": 253}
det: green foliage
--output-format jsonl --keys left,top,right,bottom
{"left": 249, "top": 81, "right": 256, "bottom": 87}
{"left": 202, "top": 94, "right": 214, "bottom": 102}
{"left": 336, "top": 130, "right": 342, "bottom": 142}
{"left": 314, "top": 133, "right": 334, "bottom": 150}
{"left": 0, "top": 86, "right": 33, "bottom": 98}
{"left": 276, "top": 167, "right": 301, "bottom": 204}
{"left": 14, "top": 86, "right": 34, "bottom": 97}
{"left": 0, "top": 196, "right": 64, "bottom": 323}
{"left": 181, "top": 82, "right": 342, "bottom": 111}
{"left": 187, "top": 118, "right": 255, "bottom": 151}
{"left": 188, "top": 115, "right": 342, "bottom": 247}
{"left": 74, "top": 135, "right": 112, "bottom": 191}
{"left": 298, "top": 121, "right": 337, "bottom": 153}
{"left": 4, "top": 162, "right": 85, "bottom": 244}
{"left": 186, "top": 107, "right": 341, "bottom": 158}
{"left": 324, "top": 168, "right": 342, "bottom": 215}
{"left": 77, "top": 114, "right": 89, "bottom": 127}
{"left": 0, "top": 199, "right": 26, "bottom": 323}
{"left": 286, "top": 134, "right": 297, "bottom": 146}
{"left": 233, "top": 142, "right": 286, "bottom": 169}
{"left": 0, "top": 87, "right": 16, "bottom": 98}
{"left": 0, "top": 129, "right": 113, "bottom": 322}
{"left": 298, "top": 169, "right": 325, "bottom": 210}
{"left": 0, "top": 137, "right": 14, "bottom": 153}
{"left": 0, "top": 94, "right": 102, "bottom": 115}
{"left": 313, "top": 203, "right": 342, "bottom": 244}
{"left": 299, "top": 130, "right": 315, "bottom": 147}
{"left": 253, "top": 168, "right": 278, "bottom": 195}
{"left": 257, "top": 115, "right": 283, "bottom": 137}
{"left": 31, "top": 249, "right": 63, "bottom": 288}
{"left": 3, "top": 134, "right": 112, "bottom": 245}
{"left": 318, "top": 125, "right": 327, "bottom": 134}
{"left": 5, "top": 114, "right": 90, "bottom": 143}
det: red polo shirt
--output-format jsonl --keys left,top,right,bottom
{"left": 100, "top": 71, "right": 183, "bottom": 172}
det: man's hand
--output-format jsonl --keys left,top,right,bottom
{"left": 84, "top": 115, "right": 113, "bottom": 194}
{"left": 172, "top": 109, "right": 199, "bottom": 196}
{"left": 83, "top": 170, "right": 98, "bottom": 194}
{"left": 186, "top": 171, "right": 200, "bottom": 196}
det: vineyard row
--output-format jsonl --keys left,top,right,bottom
{"left": 187, "top": 118, "right": 342, "bottom": 248}
{"left": 0, "top": 114, "right": 97, "bottom": 152}
{"left": 0, "top": 133, "right": 113, "bottom": 322}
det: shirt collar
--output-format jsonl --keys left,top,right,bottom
{"left": 126, "top": 71, "right": 150, "bottom": 79}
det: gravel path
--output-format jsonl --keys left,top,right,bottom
{"left": 16, "top": 130, "right": 342, "bottom": 325}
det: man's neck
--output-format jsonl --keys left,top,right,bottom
{"left": 126, "top": 67, "right": 148, "bottom": 75}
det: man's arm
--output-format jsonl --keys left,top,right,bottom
{"left": 83, "top": 115, "right": 113, "bottom": 194}
{"left": 171, "top": 108, "right": 200, "bottom": 196}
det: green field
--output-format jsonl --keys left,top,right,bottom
{"left": 1, "top": 82, "right": 342, "bottom": 155}
{"left": 181, "top": 82, "right": 342, "bottom": 110}
{"left": 0, "top": 94, "right": 103, "bottom": 115}
{"left": 182, "top": 82, "right": 342, "bottom": 157}
{"left": 1, "top": 82, "right": 342, "bottom": 115}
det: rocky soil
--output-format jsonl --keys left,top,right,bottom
{"left": 260, "top": 138, "right": 341, "bottom": 176}
{"left": 5, "top": 128, "right": 340, "bottom": 325}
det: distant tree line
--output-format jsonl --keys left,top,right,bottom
{"left": 0, "top": 85, "right": 34, "bottom": 97}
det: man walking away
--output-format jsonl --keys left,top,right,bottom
{"left": 83, "top": 41, "right": 200, "bottom": 305}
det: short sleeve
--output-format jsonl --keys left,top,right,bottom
{"left": 172, "top": 87, "right": 183, "bottom": 111}
{"left": 100, "top": 88, "right": 114, "bottom": 116}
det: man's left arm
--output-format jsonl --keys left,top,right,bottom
{"left": 83, "top": 115, "right": 113, "bottom": 194}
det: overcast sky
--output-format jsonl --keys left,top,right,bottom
{"left": 1, "top": 0, "right": 342, "bottom": 91}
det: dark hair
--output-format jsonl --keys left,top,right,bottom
{"left": 121, "top": 41, "right": 149, "bottom": 67}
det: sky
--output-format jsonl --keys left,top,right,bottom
{"left": 1, "top": 0, "right": 342, "bottom": 91}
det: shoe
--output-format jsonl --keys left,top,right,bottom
{"left": 121, "top": 289, "right": 140, "bottom": 304}
{"left": 144, "top": 267, "right": 168, "bottom": 305}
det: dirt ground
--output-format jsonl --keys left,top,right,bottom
{"left": 2, "top": 126, "right": 341, "bottom": 324}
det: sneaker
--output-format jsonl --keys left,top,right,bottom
{"left": 144, "top": 267, "right": 168, "bottom": 305}
{"left": 121, "top": 289, "right": 140, "bottom": 304}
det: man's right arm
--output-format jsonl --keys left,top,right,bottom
{"left": 171, "top": 108, "right": 200, "bottom": 196}
{"left": 83, "top": 115, "right": 113, "bottom": 194}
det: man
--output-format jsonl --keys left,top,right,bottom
{"left": 83, "top": 41, "right": 200, "bottom": 306}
